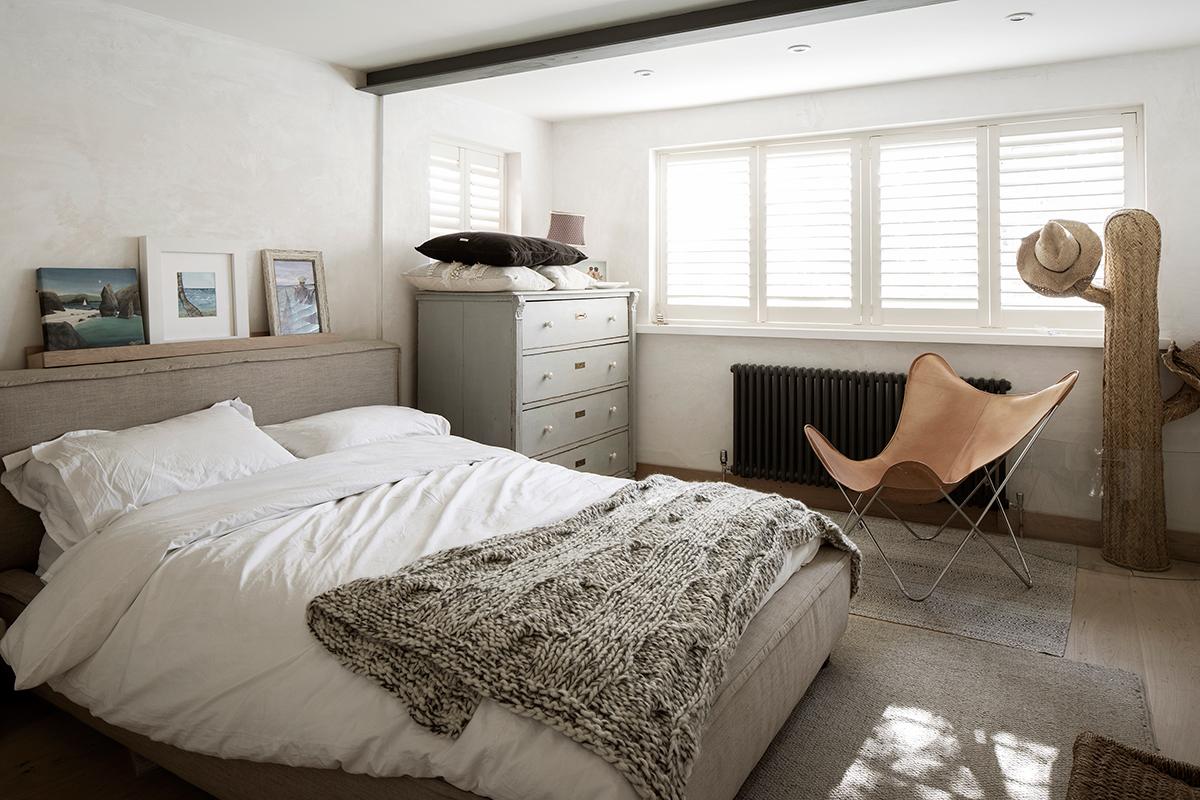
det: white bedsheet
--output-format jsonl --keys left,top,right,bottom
{"left": 1, "top": 436, "right": 820, "bottom": 800}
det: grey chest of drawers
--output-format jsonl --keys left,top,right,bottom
{"left": 416, "top": 289, "right": 639, "bottom": 477}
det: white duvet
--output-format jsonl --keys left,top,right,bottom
{"left": 1, "top": 436, "right": 819, "bottom": 800}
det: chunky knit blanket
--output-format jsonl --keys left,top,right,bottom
{"left": 307, "top": 475, "right": 859, "bottom": 800}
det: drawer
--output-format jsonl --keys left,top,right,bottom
{"left": 519, "top": 387, "right": 628, "bottom": 456}
{"left": 521, "top": 297, "right": 629, "bottom": 350}
{"left": 544, "top": 431, "right": 630, "bottom": 476}
{"left": 521, "top": 342, "right": 629, "bottom": 403}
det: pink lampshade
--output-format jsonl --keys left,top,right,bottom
{"left": 547, "top": 211, "right": 586, "bottom": 246}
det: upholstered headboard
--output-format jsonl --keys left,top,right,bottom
{"left": 0, "top": 340, "right": 400, "bottom": 571}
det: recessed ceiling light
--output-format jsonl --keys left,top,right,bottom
{"left": 1006, "top": 11, "right": 1034, "bottom": 22}
{"left": 633, "top": 69, "right": 654, "bottom": 77}
{"left": 787, "top": 44, "right": 812, "bottom": 53}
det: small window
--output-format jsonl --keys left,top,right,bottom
{"left": 429, "top": 142, "right": 505, "bottom": 237}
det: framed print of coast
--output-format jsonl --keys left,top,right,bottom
{"left": 262, "top": 249, "right": 330, "bottom": 336}
{"left": 139, "top": 237, "right": 249, "bottom": 343}
{"left": 36, "top": 267, "right": 147, "bottom": 351}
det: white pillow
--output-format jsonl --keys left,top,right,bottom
{"left": 404, "top": 261, "right": 553, "bottom": 292}
{"left": 262, "top": 405, "right": 451, "bottom": 458}
{"left": 2, "top": 399, "right": 295, "bottom": 552}
{"left": 537, "top": 264, "right": 596, "bottom": 290}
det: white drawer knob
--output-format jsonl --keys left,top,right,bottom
{"left": 609, "top": 406, "right": 618, "bottom": 414}
{"left": 544, "top": 371, "right": 554, "bottom": 380}
{"left": 608, "top": 315, "right": 617, "bottom": 322}
{"left": 544, "top": 321, "right": 555, "bottom": 329}
{"left": 609, "top": 452, "right": 618, "bottom": 460}
{"left": 543, "top": 425, "right": 554, "bottom": 434}
{"left": 608, "top": 361, "right": 618, "bottom": 369}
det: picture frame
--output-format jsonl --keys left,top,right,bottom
{"left": 579, "top": 259, "right": 608, "bottom": 281}
{"left": 139, "top": 237, "right": 250, "bottom": 343}
{"left": 261, "top": 249, "right": 330, "bottom": 336}
{"left": 35, "top": 267, "right": 147, "bottom": 351}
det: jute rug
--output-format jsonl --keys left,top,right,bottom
{"left": 736, "top": 616, "right": 1153, "bottom": 800}
{"left": 825, "top": 510, "right": 1077, "bottom": 655}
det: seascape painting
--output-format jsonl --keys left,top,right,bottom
{"left": 37, "top": 267, "right": 146, "bottom": 351}
{"left": 272, "top": 259, "right": 321, "bottom": 334}
{"left": 177, "top": 271, "right": 218, "bottom": 317}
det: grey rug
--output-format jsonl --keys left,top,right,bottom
{"left": 827, "top": 510, "right": 1077, "bottom": 655}
{"left": 736, "top": 616, "right": 1153, "bottom": 800}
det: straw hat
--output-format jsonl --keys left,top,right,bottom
{"left": 1016, "top": 220, "right": 1103, "bottom": 297}
{"left": 1164, "top": 341, "right": 1200, "bottom": 392}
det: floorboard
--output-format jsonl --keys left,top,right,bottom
{"left": 1128, "top": 577, "right": 1200, "bottom": 763}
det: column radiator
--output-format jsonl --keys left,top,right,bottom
{"left": 729, "top": 364, "right": 1012, "bottom": 508}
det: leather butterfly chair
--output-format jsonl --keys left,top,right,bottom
{"left": 805, "top": 353, "right": 1078, "bottom": 602}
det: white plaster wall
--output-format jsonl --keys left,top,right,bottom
{"left": 0, "top": 0, "right": 379, "bottom": 366}
{"left": 380, "top": 91, "right": 553, "bottom": 404}
{"left": 550, "top": 46, "right": 1200, "bottom": 533}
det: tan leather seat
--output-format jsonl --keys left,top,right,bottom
{"left": 804, "top": 353, "right": 1078, "bottom": 601}
{"left": 805, "top": 353, "right": 1077, "bottom": 503}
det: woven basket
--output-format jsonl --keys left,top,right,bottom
{"left": 1068, "top": 732, "right": 1200, "bottom": 800}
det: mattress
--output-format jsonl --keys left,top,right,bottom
{"left": 0, "top": 438, "right": 846, "bottom": 800}
{"left": 14, "top": 548, "right": 852, "bottom": 800}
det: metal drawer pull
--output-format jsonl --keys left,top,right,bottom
{"left": 544, "top": 371, "right": 554, "bottom": 380}
{"left": 608, "top": 315, "right": 617, "bottom": 322}
{"left": 575, "top": 458, "right": 587, "bottom": 468}
{"left": 609, "top": 406, "right": 618, "bottom": 413}
{"left": 609, "top": 452, "right": 618, "bottom": 460}
{"left": 543, "top": 425, "right": 554, "bottom": 434}
{"left": 608, "top": 361, "right": 618, "bottom": 369}
{"left": 575, "top": 311, "right": 588, "bottom": 320}
{"left": 574, "top": 362, "right": 586, "bottom": 370}
{"left": 544, "top": 321, "right": 555, "bottom": 328}
{"left": 575, "top": 409, "right": 586, "bottom": 418}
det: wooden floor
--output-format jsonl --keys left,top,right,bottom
{"left": 2, "top": 545, "right": 1198, "bottom": 799}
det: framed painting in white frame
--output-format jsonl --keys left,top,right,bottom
{"left": 138, "top": 237, "right": 250, "bottom": 343}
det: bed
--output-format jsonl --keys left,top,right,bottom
{"left": 0, "top": 339, "right": 853, "bottom": 800}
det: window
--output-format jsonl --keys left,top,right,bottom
{"left": 429, "top": 142, "right": 505, "bottom": 237}
{"left": 655, "top": 111, "right": 1140, "bottom": 333}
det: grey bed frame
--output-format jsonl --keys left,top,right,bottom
{"left": 0, "top": 339, "right": 852, "bottom": 800}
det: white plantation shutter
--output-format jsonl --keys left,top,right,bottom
{"left": 654, "top": 110, "right": 1140, "bottom": 333}
{"left": 996, "top": 115, "right": 1133, "bottom": 318}
{"left": 662, "top": 149, "right": 753, "bottom": 318}
{"left": 466, "top": 149, "right": 503, "bottom": 231}
{"left": 429, "top": 142, "right": 464, "bottom": 237}
{"left": 763, "top": 143, "right": 855, "bottom": 319}
{"left": 873, "top": 132, "right": 980, "bottom": 321}
{"left": 428, "top": 143, "right": 505, "bottom": 237}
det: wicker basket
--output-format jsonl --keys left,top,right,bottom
{"left": 1068, "top": 732, "right": 1200, "bottom": 800}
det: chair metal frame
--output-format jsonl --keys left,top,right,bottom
{"left": 835, "top": 407, "right": 1060, "bottom": 602}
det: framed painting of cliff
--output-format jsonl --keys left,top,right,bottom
{"left": 262, "top": 250, "right": 330, "bottom": 336}
{"left": 139, "top": 237, "right": 250, "bottom": 343}
{"left": 36, "top": 267, "right": 147, "bottom": 351}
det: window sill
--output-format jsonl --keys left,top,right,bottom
{"left": 635, "top": 322, "right": 1149, "bottom": 349}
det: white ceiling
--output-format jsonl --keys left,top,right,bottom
{"left": 104, "top": 0, "right": 736, "bottom": 70}
{"left": 445, "top": 0, "right": 1200, "bottom": 120}
{"left": 105, "top": 0, "right": 1200, "bottom": 121}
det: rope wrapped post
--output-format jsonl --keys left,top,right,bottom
{"left": 1017, "top": 209, "right": 1200, "bottom": 571}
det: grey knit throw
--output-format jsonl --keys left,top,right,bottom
{"left": 306, "top": 475, "right": 859, "bottom": 800}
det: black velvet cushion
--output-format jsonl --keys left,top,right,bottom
{"left": 415, "top": 232, "right": 587, "bottom": 267}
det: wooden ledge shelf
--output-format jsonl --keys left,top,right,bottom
{"left": 25, "top": 333, "right": 342, "bottom": 369}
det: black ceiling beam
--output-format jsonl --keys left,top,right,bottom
{"left": 361, "top": 0, "right": 952, "bottom": 95}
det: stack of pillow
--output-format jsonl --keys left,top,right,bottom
{"left": 2, "top": 401, "right": 453, "bottom": 578}
{"left": 405, "top": 232, "right": 595, "bottom": 292}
